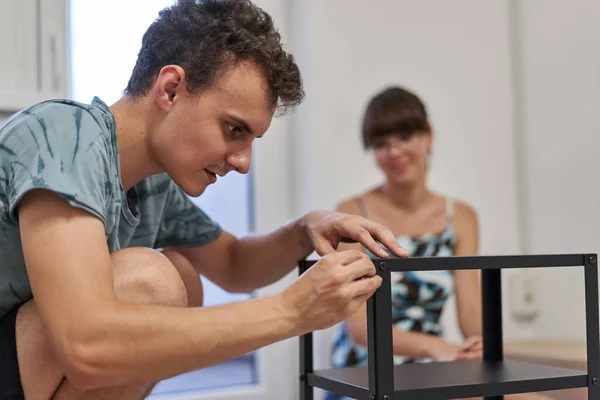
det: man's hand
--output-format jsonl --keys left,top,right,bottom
{"left": 301, "top": 211, "right": 407, "bottom": 258}
{"left": 280, "top": 250, "right": 382, "bottom": 333}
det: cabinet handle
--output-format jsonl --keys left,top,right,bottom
{"left": 36, "top": 0, "right": 42, "bottom": 91}
{"left": 50, "top": 34, "right": 60, "bottom": 92}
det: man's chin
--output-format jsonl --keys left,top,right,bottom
{"left": 176, "top": 181, "right": 209, "bottom": 198}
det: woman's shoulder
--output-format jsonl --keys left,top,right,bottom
{"left": 445, "top": 196, "right": 478, "bottom": 237}
{"left": 443, "top": 196, "right": 479, "bottom": 254}
{"left": 336, "top": 187, "right": 380, "bottom": 215}
{"left": 451, "top": 198, "right": 478, "bottom": 223}
{"left": 336, "top": 197, "right": 362, "bottom": 215}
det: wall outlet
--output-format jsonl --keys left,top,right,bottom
{"left": 508, "top": 268, "right": 540, "bottom": 322}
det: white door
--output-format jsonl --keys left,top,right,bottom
{"left": 0, "top": 0, "right": 67, "bottom": 112}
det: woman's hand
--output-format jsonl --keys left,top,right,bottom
{"left": 429, "top": 336, "right": 482, "bottom": 361}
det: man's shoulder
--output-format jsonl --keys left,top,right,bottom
{"left": 26, "top": 98, "right": 94, "bottom": 114}
{"left": 0, "top": 98, "right": 109, "bottom": 142}
{"left": 3, "top": 98, "right": 89, "bottom": 123}
{"left": 0, "top": 98, "right": 116, "bottom": 167}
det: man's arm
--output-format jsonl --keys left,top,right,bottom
{"left": 19, "top": 190, "right": 379, "bottom": 389}
{"left": 166, "top": 211, "right": 407, "bottom": 293}
{"left": 165, "top": 220, "right": 310, "bottom": 293}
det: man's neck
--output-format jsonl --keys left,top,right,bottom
{"left": 110, "top": 96, "right": 163, "bottom": 191}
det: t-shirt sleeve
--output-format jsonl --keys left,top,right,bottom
{"left": 0, "top": 105, "right": 111, "bottom": 223}
{"left": 154, "top": 181, "right": 222, "bottom": 249}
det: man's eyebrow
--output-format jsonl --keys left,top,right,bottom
{"left": 226, "top": 113, "right": 254, "bottom": 135}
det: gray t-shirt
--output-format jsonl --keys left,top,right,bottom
{"left": 0, "top": 97, "right": 221, "bottom": 319}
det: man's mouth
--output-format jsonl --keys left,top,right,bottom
{"left": 205, "top": 169, "right": 217, "bottom": 183}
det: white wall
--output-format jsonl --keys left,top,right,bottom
{"left": 291, "top": 0, "right": 523, "bottom": 255}
{"left": 517, "top": 0, "right": 600, "bottom": 341}
{"left": 288, "top": 0, "right": 534, "bottom": 378}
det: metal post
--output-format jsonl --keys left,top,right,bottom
{"left": 584, "top": 254, "right": 600, "bottom": 398}
{"left": 482, "top": 268, "right": 503, "bottom": 400}
{"left": 367, "top": 260, "right": 394, "bottom": 400}
{"left": 299, "top": 261, "right": 314, "bottom": 400}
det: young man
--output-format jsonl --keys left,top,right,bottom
{"left": 0, "top": 1, "right": 406, "bottom": 399}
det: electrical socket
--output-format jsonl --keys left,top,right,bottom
{"left": 508, "top": 268, "right": 540, "bottom": 323}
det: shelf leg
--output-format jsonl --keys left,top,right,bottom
{"left": 482, "top": 268, "right": 503, "bottom": 400}
{"left": 367, "top": 260, "right": 395, "bottom": 400}
{"left": 300, "top": 331, "right": 314, "bottom": 400}
{"left": 299, "top": 262, "right": 314, "bottom": 400}
{"left": 584, "top": 254, "right": 600, "bottom": 399}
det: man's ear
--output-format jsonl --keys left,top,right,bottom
{"left": 154, "top": 65, "right": 187, "bottom": 111}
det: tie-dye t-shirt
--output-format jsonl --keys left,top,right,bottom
{"left": 0, "top": 97, "right": 221, "bottom": 319}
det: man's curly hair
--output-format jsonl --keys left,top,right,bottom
{"left": 125, "top": 0, "right": 304, "bottom": 115}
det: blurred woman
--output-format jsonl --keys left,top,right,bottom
{"left": 326, "top": 86, "right": 547, "bottom": 400}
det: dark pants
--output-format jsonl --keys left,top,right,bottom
{"left": 0, "top": 306, "right": 25, "bottom": 400}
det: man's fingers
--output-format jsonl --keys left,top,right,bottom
{"left": 311, "top": 214, "right": 408, "bottom": 258}
{"left": 344, "top": 226, "right": 388, "bottom": 258}
{"left": 351, "top": 293, "right": 374, "bottom": 309}
{"left": 350, "top": 285, "right": 379, "bottom": 308}
{"left": 320, "top": 249, "right": 366, "bottom": 266}
{"left": 313, "top": 237, "right": 337, "bottom": 256}
{"left": 344, "top": 255, "right": 377, "bottom": 281}
{"left": 348, "top": 275, "right": 382, "bottom": 297}
{"left": 366, "top": 221, "right": 408, "bottom": 258}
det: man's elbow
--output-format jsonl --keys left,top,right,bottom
{"left": 60, "top": 337, "right": 113, "bottom": 390}
{"left": 54, "top": 314, "right": 121, "bottom": 390}
{"left": 218, "top": 266, "right": 261, "bottom": 293}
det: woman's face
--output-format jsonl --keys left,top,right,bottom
{"left": 371, "top": 130, "right": 432, "bottom": 186}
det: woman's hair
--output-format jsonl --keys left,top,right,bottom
{"left": 362, "top": 86, "right": 429, "bottom": 149}
{"left": 125, "top": 0, "right": 304, "bottom": 116}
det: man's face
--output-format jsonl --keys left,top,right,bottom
{"left": 149, "top": 61, "right": 274, "bottom": 197}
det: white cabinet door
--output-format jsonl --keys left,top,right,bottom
{"left": 0, "top": 0, "right": 67, "bottom": 112}
{"left": 39, "top": 0, "right": 67, "bottom": 100}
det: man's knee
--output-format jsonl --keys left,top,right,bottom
{"left": 163, "top": 249, "right": 204, "bottom": 307}
{"left": 111, "top": 247, "right": 188, "bottom": 308}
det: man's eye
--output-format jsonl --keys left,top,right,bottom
{"left": 227, "top": 124, "right": 243, "bottom": 137}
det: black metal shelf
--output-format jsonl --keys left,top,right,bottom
{"left": 299, "top": 253, "right": 600, "bottom": 400}
{"left": 299, "top": 253, "right": 587, "bottom": 272}
{"left": 308, "top": 360, "right": 587, "bottom": 400}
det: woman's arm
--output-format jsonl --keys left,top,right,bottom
{"left": 345, "top": 301, "right": 471, "bottom": 361}
{"left": 453, "top": 201, "right": 482, "bottom": 339}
